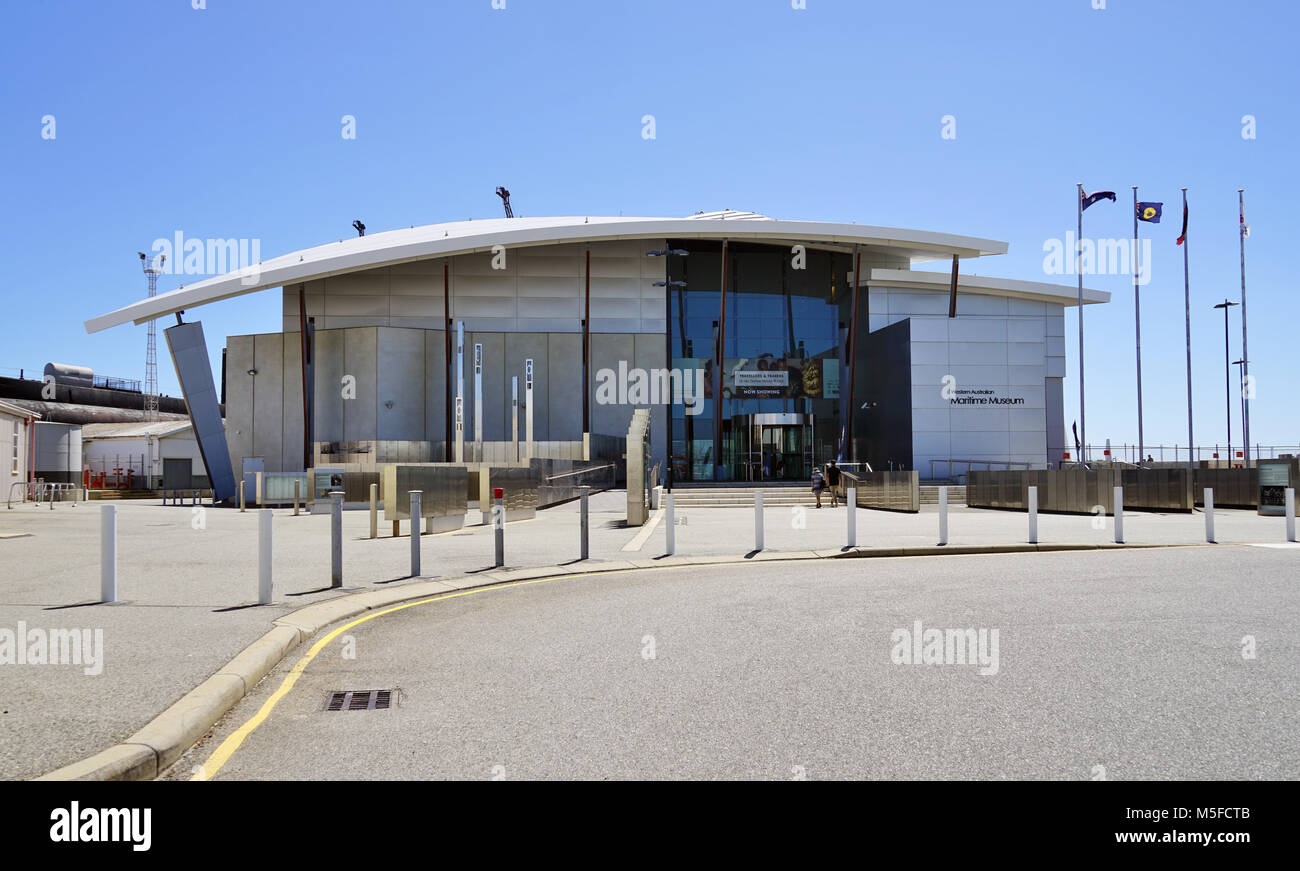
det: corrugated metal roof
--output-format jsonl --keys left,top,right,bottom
{"left": 81, "top": 421, "right": 194, "bottom": 439}
{"left": 0, "top": 399, "right": 40, "bottom": 419}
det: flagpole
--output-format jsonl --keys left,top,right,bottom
{"left": 1238, "top": 189, "right": 1250, "bottom": 465}
{"left": 1132, "top": 186, "right": 1144, "bottom": 465}
{"left": 1181, "top": 188, "right": 1193, "bottom": 474}
{"left": 1076, "top": 183, "right": 1086, "bottom": 464}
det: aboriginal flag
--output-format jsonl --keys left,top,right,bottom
{"left": 1081, "top": 189, "right": 1116, "bottom": 211}
{"left": 1176, "top": 202, "right": 1188, "bottom": 245}
{"left": 1136, "top": 201, "right": 1163, "bottom": 223}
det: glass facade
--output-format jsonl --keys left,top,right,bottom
{"left": 665, "top": 240, "right": 853, "bottom": 482}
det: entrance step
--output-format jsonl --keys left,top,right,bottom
{"left": 919, "top": 485, "right": 966, "bottom": 505}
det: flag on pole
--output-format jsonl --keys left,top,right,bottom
{"left": 1176, "top": 201, "right": 1188, "bottom": 245}
{"left": 1240, "top": 201, "right": 1251, "bottom": 238}
{"left": 1081, "top": 189, "right": 1116, "bottom": 211}
{"left": 1136, "top": 202, "right": 1163, "bottom": 223}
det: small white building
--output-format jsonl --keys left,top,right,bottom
{"left": 0, "top": 399, "right": 40, "bottom": 502}
{"left": 82, "top": 421, "right": 206, "bottom": 490}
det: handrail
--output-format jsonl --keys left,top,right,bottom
{"left": 929, "top": 458, "right": 1036, "bottom": 478}
{"left": 544, "top": 463, "right": 615, "bottom": 482}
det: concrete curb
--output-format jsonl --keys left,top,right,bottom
{"left": 34, "top": 538, "right": 1204, "bottom": 781}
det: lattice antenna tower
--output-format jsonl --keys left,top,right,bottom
{"left": 138, "top": 252, "right": 165, "bottom": 421}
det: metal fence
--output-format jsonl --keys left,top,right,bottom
{"left": 967, "top": 469, "right": 1195, "bottom": 513}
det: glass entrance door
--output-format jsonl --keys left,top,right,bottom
{"left": 730, "top": 413, "right": 814, "bottom": 481}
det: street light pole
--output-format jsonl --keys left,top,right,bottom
{"left": 1213, "top": 300, "right": 1237, "bottom": 466}
{"left": 1233, "top": 359, "right": 1248, "bottom": 467}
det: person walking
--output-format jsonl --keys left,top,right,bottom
{"left": 811, "top": 466, "right": 827, "bottom": 508}
{"left": 826, "top": 460, "right": 842, "bottom": 507}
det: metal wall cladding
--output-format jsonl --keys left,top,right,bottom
{"left": 1192, "top": 468, "right": 1259, "bottom": 507}
{"left": 847, "top": 471, "right": 920, "bottom": 512}
{"left": 968, "top": 469, "right": 1194, "bottom": 513}
{"left": 390, "top": 465, "right": 466, "bottom": 519}
{"left": 484, "top": 465, "right": 539, "bottom": 513}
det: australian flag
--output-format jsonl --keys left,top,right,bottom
{"left": 1081, "top": 189, "right": 1116, "bottom": 211}
{"left": 1136, "top": 201, "right": 1163, "bottom": 223}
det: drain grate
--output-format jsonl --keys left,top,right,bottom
{"left": 325, "top": 690, "right": 393, "bottom": 712}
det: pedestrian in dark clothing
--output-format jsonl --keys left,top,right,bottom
{"left": 826, "top": 461, "right": 842, "bottom": 507}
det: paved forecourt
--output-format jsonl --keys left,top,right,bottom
{"left": 0, "top": 490, "right": 1291, "bottom": 780}
{"left": 169, "top": 545, "right": 1300, "bottom": 780}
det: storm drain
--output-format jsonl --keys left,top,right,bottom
{"left": 325, "top": 690, "right": 393, "bottom": 712}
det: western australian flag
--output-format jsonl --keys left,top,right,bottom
{"left": 1081, "top": 189, "right": 1116, "bottom": 211}
{"left": 1136, "top": 201, "right": 1163, "bottom": 223}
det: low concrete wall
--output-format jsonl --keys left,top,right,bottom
{"left": 1192, "top": 468, "right": 1258, "bottom": 508}
{"left": 968, "top": 468, "right": 1193, "bottom": 514}
{"left": 847, "top": 470, "right": 919, "bottom": 513}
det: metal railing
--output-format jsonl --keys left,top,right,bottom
{"left": 929, "top": 458, "right": 1037, "bottom": 479}
{"left": 8, "top": 481, "right": 83, "bottom": 509}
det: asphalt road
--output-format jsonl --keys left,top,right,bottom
{"left": 170, "top": 544, "right": 1300, "bottom": 780}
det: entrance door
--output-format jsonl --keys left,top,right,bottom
{"left": 741, "top": 414, "right": 814, "bottom": 482}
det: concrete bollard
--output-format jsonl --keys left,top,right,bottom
{"left": 369, "top": 483, "right": 378, "bottom": 540}
{"left": 579, "top": 487, "right": 590, "bottom": 560}
{"left": 258, "top": 509, "right": 273, "bottom": 605}
{"left": 1287, "top": 488, "right": 1296, "bottom": 543}
{"left": 409, "top": 490, "right": 422, "bottom": 576}
{"left": 1113, "top": 486, "right": 1124, "bottom": 543}
{"left": 330, "top": 491, "right": 344, "bottom": 587}
{"left": 846, "top": 487, "right": 857, "bottom": 547}
{"left": 1028, "top": 486, "right": 1038, "bottom": 544}
{"left": 754, "top": 491, "right": 764, "bottom": 552}
{"left": 293, "top": 479, "right": 300, "bottom": 516}
{"left": 665, "top": 492, "right": 676, "bottom": 556}
{"left": 239, "top": 479, "right": 246, "bottom": 513}
{"left": 1204, "top": 488, "right": 1215, "bottom": 543}
{"left": 100, "top": 504, "right": 117, "bottom": 604}
{"left": 493, "top": 487, "right": 505, "bottom": 567}
{"left": 938, "top": 486, "right": 948, "bottom": 546}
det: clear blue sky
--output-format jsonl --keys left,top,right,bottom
{"left": 2, "top": 0, "right": 1295, "bottom": 451}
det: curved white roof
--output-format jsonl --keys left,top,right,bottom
{"left": 84, "top": 214, "right": 1007, "bottom": 333}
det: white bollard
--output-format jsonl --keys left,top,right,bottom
{"left": 409, "top": 490, "right": 422, "bottom": 576}
{"left": 1113, "top": 486, "right": 1124, "bottom": 543}
{"left": 754, "top": 491, "right": 764, "bottom": 552}
{"left": 1204, "top": 488, "right": 1215, "bottom": 543}
{"left": 1028, "top": 486, "right": 1038, "bottom": 544}
{"left": 846, "top": 487, "right": 857, "bottom": 547}
{"left": 258, "top": 509, "right": 272, "bottom": 605}
{"left": 330, "top": 491, "right": 344, "bottom": 587}
{"left": 100, "top": 504, "right": 117, "bottom": 604}
{"left": 938, "top": 486, "right": 948, "bottom": 546}
{"left": 665, "top": 492, "right": 676, "bottom": 556}
{"left": 1287, "top": 488, "right": 1296, "bottom": 543}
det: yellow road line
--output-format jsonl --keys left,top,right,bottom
{"left": 189, "top": 541, "right": 1126, "bottom": 781}
{"left": 190, "top": 561, "right": 718, "bottom": 781}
